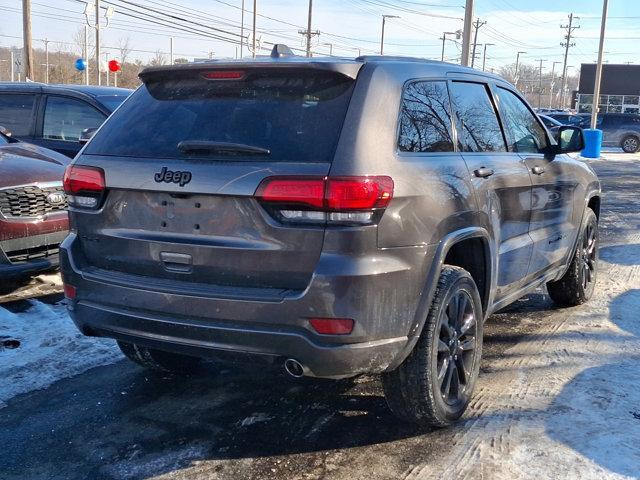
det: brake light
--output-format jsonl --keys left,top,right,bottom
{"left": 255, "top": 176, "right": 394, "bottom": 225}
{"left": 63, "top": 283, "right": 77, "bottom": 300}
{"left": 63, "top": 165, "right": 105, "bottom": 208}
{"left": 326, "top": 177, "right": 394, "bottom": 210}
{"left": 309, "top": 318, "right": 354, "bottom": 335}
{"left": 202, "top": 70, "right": 245, "bottom": 80}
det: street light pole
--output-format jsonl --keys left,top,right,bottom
{"left": 591, "top": 0, "right": 609, "bottom": 129}
{"left": 440, "top": 31, "right": 461, "bottom": 62}
{"left": 252, "top": 0, "right": 257, "bottom": 58}
{"left": 84, "top": 25, "right": 89, "bottom": 85}
{"left": 549, "top": 61, "right": 562, "bottom": 108}
{"left": 380, "top": 15, "right": 399, "bottom": 55}
{"left": 95, "top": 0, "right": 100, "bottom": 85}
{"left": 482, "top": 43, "right": 494, "bottom": 71}
{"left": 537, "top": 59, "right": 547, "bottom": 109}
{"left": 240, "top": 0, "right": 245, "bottom": 58}
{"left": 44, "top": 38, "right": 49, "bottom": 83}
{"left": 461, "top": 0, "right": 474, "bottom": 66}
{"left": 514, "top": 51, "right": 526, "bottom": 87}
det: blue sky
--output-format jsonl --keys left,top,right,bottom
{"left": 0, "top": 0, "right": 637, "bottom": 73}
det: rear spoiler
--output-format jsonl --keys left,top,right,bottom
{"left": 139, "top": 55, "right": 363, "bottom": 83}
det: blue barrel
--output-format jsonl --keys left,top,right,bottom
{"left": 582, "top": 128, "right": 603, "bottom": 159}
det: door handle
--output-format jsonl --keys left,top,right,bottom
{"left": 474, "top": 167, "right": 494, "bottom": 178}
{"left": 532, "top": 166, "right": 545, "bottom": 175}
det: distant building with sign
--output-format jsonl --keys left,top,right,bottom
{"left": 577, "top": 63, "right": 640, "bottom": 114}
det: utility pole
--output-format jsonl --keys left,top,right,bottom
{"left": 591, "top": 0, "right": 609, "bottom": 129}
{"left": 482, "top": 43, "right": 494, "bottom": 71}
{"left": 306, "top": 0, "right": 313, "bottom": 57}
{"left": 252, "top": 0, "right": 257, "bottom": 58}
{"left": 240, "top": 0, "right": 245, "bottom": 58}
{"left": 514, "top": 51, "right": 526, "bottom": 87}
{"left": 10, "top": 51, "right": 15, "bottom": 82}
{"left": 169, "top": 37, "right": 174, "bottom": 64}
{"left": 44, "top": 38, "right": 49, "bottom": 83}
{"left": 380, "top": 15, "right": 399, "bottom": 55}
{"left": 549, "top": 61, "right": 562, "bottom": 108}
{"left": 461, "top": 0, "right": 474, "bottom": 66}
{"left": 470, "top": 18, "right": 486, "bottom": 68}
{"left": 536, "top": 59, "right": 547, "bottom": 109}
{"left": 22, "top": 0, "right": 34, "bottom": 80}
{"left": 560, "top": 13, "right": 579, "bottom": 109}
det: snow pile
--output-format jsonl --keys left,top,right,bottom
{"left": 0, "top": 300, "right": 122, "bottom": 408}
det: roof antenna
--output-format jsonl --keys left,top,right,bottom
{"left": 271, "top": 44, "right": 294, "bottom": 58}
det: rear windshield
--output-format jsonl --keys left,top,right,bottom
{"left": 85, "top": 68, "right": 355, "bottom": 162}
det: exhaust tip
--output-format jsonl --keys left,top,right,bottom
{"left": 284, "top": 358, "right": 305, "bottom": 378}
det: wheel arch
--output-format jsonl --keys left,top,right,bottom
{"left": 387, "top": 226, "right": 492, "bottom": 371}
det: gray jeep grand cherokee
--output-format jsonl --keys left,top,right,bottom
{"left": 61, "top": 46, "right": 601, "bottom": 426}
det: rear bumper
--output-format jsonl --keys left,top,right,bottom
{"left": 61, "top": 233, "right": 434, "bottom": 378}
{"left": 67, "top": 300, "right": 408, "bottom": 378}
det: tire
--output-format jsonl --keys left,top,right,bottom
{"left": 621, "top": 135, "right": 640, "bottom": 153}
{"left": 547, "top": 208, "right": 598, "bottom": 307}
{"left": 117, "top": 341, "right": 202, "bottom": 374}
{"left": 382, "top": 266, "right": 483, "bottom": 427}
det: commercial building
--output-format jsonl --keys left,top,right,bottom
{"left": 576, "top": 63, "right": 640, "bottom": 114}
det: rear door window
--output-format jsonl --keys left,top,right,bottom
{"left": 0, "top": 93, "right": 36, "bottom": 136}
{"left": 398, "top": 81, "right": 454, "bottom": 152}
{"left": 495, "top": 87, "right": 548, "bottom": 153}
{"left": 85, "top": 68, "right": 355, "bottom": 162}
{"left": 43, "top": 96, "right": 106, "bottom": 142}
{"left": 449, "top": 81, "right": 506, "bottom": 152}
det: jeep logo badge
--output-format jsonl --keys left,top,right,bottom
{"left": 46, "top": 192, "right": 66, "bottom": 205}
{"left": 154, "top": 167, "right": 192, "bottom": 187}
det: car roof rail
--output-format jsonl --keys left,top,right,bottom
{"left": 271, "top": 44, "right": 295, "bottom": 58}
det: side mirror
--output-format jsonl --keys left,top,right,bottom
{"left": 0, "top": 125, "right": 13, "bottom": 137}
{"left": 79, "top": 127, "right": 98, "bottom": 145}
{"left": 551, "top": 126, "right": 584, "bottom": 154}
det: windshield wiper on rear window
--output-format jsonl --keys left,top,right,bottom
{"left": 177, "top": 140, "right": 271, "bottom": 156}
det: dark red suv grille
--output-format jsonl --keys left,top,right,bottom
{"left": 6, "top": 244, "right": 59, "bottom": 263}
{"left": 0, "top": 185, "right": 67, "bottom": 218}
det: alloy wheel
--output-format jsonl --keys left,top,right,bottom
{"left": 581, "top": 221, "right": 598, "bottom": 290}
{"left": 436, "top": 290, "right": 478, "bottom": 405}
{"left": 623, "top": 137, "right": 639, "bottom": 153}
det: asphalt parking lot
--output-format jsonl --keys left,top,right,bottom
{"left": 1, "top": 156, "right": 639, "bottom": 480}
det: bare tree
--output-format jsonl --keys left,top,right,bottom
{"left": 72, "top": 27, "right": 94, "bottom": 60}
{"left": 117, "top": 37, "right": 133, "bottom": 65}
{"left": 149, "top": 49, "right": 167, "bottom": 66}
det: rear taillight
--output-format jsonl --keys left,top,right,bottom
{"left": 256, "top": 176, "right": 394, "bottom": 226}
{"left": 63, "top": 165, "right": 105, "bottom": 209}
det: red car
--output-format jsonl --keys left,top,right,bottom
{"left": 0, "top": 128, "right": 69, "bottom": 278}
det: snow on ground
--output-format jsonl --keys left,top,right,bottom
{"left": 0, "top": 300, "right": 122, "bottom": 408}
{"left": 409, "top": 238, "right": 640, "bottom": 479}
